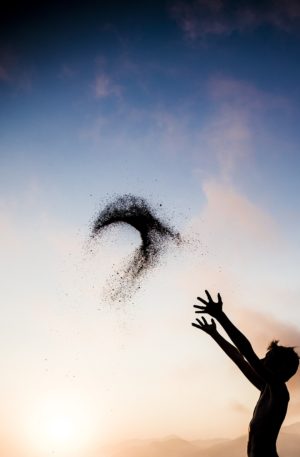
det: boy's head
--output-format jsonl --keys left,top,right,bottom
{"left": 263, "top": 340, "right": 299, "bottom": 382}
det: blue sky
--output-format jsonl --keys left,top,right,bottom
{"left": 2, "top": 1, "right": 300, "bottom": 210}
{"left": 1, "top": 1, "right": 300, "bottom": 456}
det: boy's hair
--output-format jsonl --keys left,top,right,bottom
{"left": 267, "top": 340, "right": 299, "bottom": 381}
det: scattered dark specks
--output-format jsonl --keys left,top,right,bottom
{"left": 90, "top": 194, "right": 182, "bottom": 302}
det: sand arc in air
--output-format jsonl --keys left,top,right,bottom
{"left": 90, "top": 194, "right": 182, "bottom": 302}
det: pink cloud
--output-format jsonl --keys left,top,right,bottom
{"left": 209, "top": 77, "right": 266, "bottom": 110}
{"left": 0, "top": 47, "right": 33, "bottom": 90}
{"left": 209, "top": 75, "right": 289, "bottom": 112}
{"left": 200, "top": 105, "right": 252, "bottom": 177}
{"left": 59, "top": 64, "right": 77, "bottom": 79}
{"left": 230, "top": 401, "right": 249, "bottom": 414}
{"left": 0, "top": 47, "right": 15, "bottom": 83}
{"left": 170, "top": 0, "right": 300, "bottom": 39}
{"left": 0, "top": 65, "right": 10, "bottom": 82}
{"left": 234, "top": 306, "right": 300, "bottom": 393}
{"left": 93, "top": 73, "right": 121, "bottom": 99}
{"left": 196, "top": 76, "right": 290, "bottom": 179}
{"left": 235, "top": 307, "right": 300, "bottom": 354}
{"left": 202, "top": 179, "right": 277, "bottom": 242}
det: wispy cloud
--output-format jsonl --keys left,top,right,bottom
{"left": 196, "top": 75, "right": 290, "bottom": 179}
{"left": 0, "top": 64, "right": 10, "bottom": 82}
{"left": 201, "top": 178, "right": 276, "bottom": 242}
{"left": 236, "top": 306, "right": 300, "bottom": 394}
{"left": 199, "top": 104, "right": 251, "bottom": 178}
{"left": 230, "top": 401, "right": 249, "bottom": 414}
{"left": 0, "top": 47, "right": 15, "bottom": 83}
{"left": 209, "top": 75, "right": 289, "bottom": 111}
{"left": 0, "top": 47, "right": 33, "bottom": 90}
{"left": 93, "top": 73, "right": 122, "bottom": 99}
{"left": 170, "top": 0, "right": 300, "bottom": 39}
{"left": 235, "top": 307, "right": 300, "bottom": 354}
{"left": 59, "top": 63, "right": 77, "bottom": 80}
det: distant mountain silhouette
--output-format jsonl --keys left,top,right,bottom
{"left": 102, "top": 422, "right": 300, "bottom": 457}
{"left": 281, "top": 421, "right": 300, "bottom": 435}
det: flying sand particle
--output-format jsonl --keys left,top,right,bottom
{"left": 90, "top": 194, "right": 181, "bottom": 302}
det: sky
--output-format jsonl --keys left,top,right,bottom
{"left": 1, "top": 0, "right": 300, "bottom": 456}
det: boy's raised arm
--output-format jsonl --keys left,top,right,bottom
{"left": 192, "top": 316, "right": 264, "bottom": 390}
{"left": 194, "top": 290, "right": 276, "bottom": 384}
{"left": 194, "top": 290, "right": 254, "bottom": 355}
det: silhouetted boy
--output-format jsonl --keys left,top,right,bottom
{"left": 192, "top": 290, "right": 299, "bottom": 457}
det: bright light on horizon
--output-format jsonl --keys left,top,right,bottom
{"left": 24, "top": 393, "right": 97, "bottom": 456}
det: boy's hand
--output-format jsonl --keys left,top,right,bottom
{"left": 192, "top": 316, "right": 217, "bottom": 336}
{"left": 194, "top": 290, "right": 223, "bottom": 318}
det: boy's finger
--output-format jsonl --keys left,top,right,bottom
{"left": 205, "top": 290, "right": 213, "bottom": 301}
{"left": 191, "top": 323, "right": 201, "bottom": 329}
{"left": 197, "top": 297, "right": 208, "bottom": 305}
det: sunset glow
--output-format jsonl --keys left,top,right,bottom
{"left": 23, "top": 394, "right": 96, "bottom": 456}
{"left": 1, "top": 1, "right": 300, "bottom": 456}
